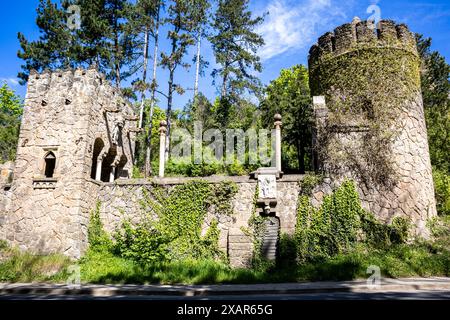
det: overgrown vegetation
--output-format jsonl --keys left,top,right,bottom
{"left": 295, "top": 180, "right": 410, "bottom": 263}
{"left": 86, "top": 181, "right": 238, "bottom": 265}
{"left": 0, "top": 82, "right": 22, "bottom": 163}
{"left": 0, "top": 241, "right": 71, "bottom": 283}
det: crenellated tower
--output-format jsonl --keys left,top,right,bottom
{"left": 2, "top": 66, "right": 138, "bottom": 257}
{"left": 308, "top": 19, "right": 437, "bottom": 236}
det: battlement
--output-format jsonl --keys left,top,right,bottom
{"left": 26, "top": 66, "right": 132, "bottom": 114}
{"left": 309, "top": 18, "right": 418, "bottom": 67}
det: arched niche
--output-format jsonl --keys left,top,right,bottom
{"left": 90, "top": 138, "right": 105, "bottom": 179}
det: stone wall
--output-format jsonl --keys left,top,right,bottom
{"left": 94, "top": 175, "right": 302, "bottom": 268}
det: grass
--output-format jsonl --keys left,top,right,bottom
{"left": 1, "top": 216, "right": 449, "bottom": 285}
{"left": 0, "top": 246, "right": 71, "bottom": 283}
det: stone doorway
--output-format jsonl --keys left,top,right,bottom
{"left": 261, "top": 216, "right": 280, "bottom": 261}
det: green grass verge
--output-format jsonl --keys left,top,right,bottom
{"left": 1, "top": 216, "right": 449, "bottom": 284}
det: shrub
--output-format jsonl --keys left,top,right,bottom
{"left": 87, "top": 201, "right": 112, "bottom": 252}
{"left": 433, "top": 169, "right": 450, "bottom": 215}
{"left": 295, "top": 180, "right": 362, "bottom": 262}
{"left": 113, "top": 181, "right": 237, "bottom": 264}
{"left": 295, "top": 180, "right": 410, "bottom": 262}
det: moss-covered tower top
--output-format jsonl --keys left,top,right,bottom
{"left": 308, "top": 18, "right": 418, "bottom": 69}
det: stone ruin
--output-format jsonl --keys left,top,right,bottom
{"left": 0, "top": 19, "right": 437, "bottom": 267}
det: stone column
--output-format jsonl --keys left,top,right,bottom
{"left": 95, "top": 152, "right": 106, "bottom": 181}
{"left": 274, "top": 114, "right": 282, "bottom": 172}
{"left": 159, "top": 120, "right": 167, "bottom": 178}
{"left": 109, "top": 166, "right": 116, "bottom": 182}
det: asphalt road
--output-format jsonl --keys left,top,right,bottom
{"left": 1, "top": 290, "right": 449, "bottom": 300}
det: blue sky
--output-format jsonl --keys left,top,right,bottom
{"left": 1, "top": 0, "right": 449, "bottom": 110}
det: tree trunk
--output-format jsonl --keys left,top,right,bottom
{"left": 138, "top": 28, "right": 150, "bottom": 129}
{"left": 165, "top": 67, "right": 174, "bottom": 162}
{"left": 298, "top": 139, "right": 306, "bottom": 174}
{"left": 144, "top": 5, "right": 161, "bottom": 177}
{"left": 194, "top": 35, "right": 201, "bottom": 99}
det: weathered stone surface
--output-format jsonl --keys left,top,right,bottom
{"left": 309, "top": 20, "right": 436, "bottom": 238}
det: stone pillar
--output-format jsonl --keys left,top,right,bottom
{"left": 274, "top": 114, "right": 282, "bottom": 172}
{"left": 159, "top": 120, "right": 167, "bottom": 178}
{"left": 95, "top": 152, "right": 106, "bottom": 181}
{"left": 109, "top": 166, "right": 116, "bottom": 182}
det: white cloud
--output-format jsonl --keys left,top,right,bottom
{"left": 257, "top": 0, "right": 350, "bottom": 61}
{"left": 0, "top": 77, "right": 19, "bottom": 86}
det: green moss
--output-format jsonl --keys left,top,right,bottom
{"left": 310, "top": 46, "right": 421, "bottom": 186}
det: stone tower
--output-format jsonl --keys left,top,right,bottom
{"left": 1, "top": 67, "right": 138, "bottom": 258}
{"left": 308, "top": 19, "right": 437, "bottom": 236}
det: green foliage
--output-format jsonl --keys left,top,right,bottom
{"left": 260, "top": 65, "right": 312, "bottom": 173}
{"left": 209, "top": 0, "right": 265, "bottom": 100}
{"left": 299, "top": 173, "right": 323, "bottom": 196}
{"left": 0, "top": 240, "right": 9, "bottom": 250}
{"left": 432, "top": 169, "right": 450, "bottom": 215}
{"left": 114, "top": 219, "right": 169, "bottom": 263}
{"left": 0, "top": 246, "right": 71, "bottom": 283}
{"left": 295, "top": 181, "right": 362, "bottom": 262}
{"left": 114, "top": 181, "right": 237, "bottom": 263}
{"left": 0, "top": 83, "right": 23, "bottom": 163}
{"left": 87, "top": 201, "right": 113, "bottom": 252}
{"left": 416, "top": 35, "right": 450, "bottom": 174}
{"left": 295, "top": 180, "right": 410, "bottom": 262}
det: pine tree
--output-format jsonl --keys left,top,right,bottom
{"left": 17, "top": 0, "right": 75, "bottom": 84}
{"left": 209, "top": 0, "right": 265, "bottom": 101}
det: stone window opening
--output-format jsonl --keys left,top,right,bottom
{"left": 44, "top": 152, "right": 56, "bottom": 178}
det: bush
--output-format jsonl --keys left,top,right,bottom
{"left": 295, "top": 180, "right": 362, "bottom": 262}
{"left": 295, "top": 180, "right": 410, "bottom": 262}
{"left": 433, "top": 169, "right": 450, "bottom": 215}
{"left": 87, "top": 201, "right": 112, "bottom": 252}
{"left": 113, "top": 181, "right": 237, "bottom": 264}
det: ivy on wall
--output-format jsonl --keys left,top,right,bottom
{"left": 310, "top": 45, "right": 421, "bottom": 188}
{"left": 113, "top": 180, "right": 238, "bottom": 264}
{"left": 295, "top": 179, "right": 410, "bottom": 262}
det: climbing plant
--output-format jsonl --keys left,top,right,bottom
{"left": 310, "top": 45, "right": 421, "bottom": 188}
{"left": 114, "top": 180, "right": 237, "bottom": 263}
{"left": 295, "top": 180, "right": 410, "bottom": 262}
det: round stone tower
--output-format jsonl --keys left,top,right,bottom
{"left": 308, "top": 19, "right": 436, "bottom": 236}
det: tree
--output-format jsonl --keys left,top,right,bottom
{"left": 18, "top": 0, "right": 136, "bottom": 88}
{"left": 260, "top": 65, "right": 312, "bottom": 173}
{"left": 189, "top": 0, "right": 211, "bottom": 100}
{"left": 0, "top": 83, "right": 23, "bottom": 163}
{"left": 17, "top": 0, "right": 75, "bottom": 84}
{"left": 128, "top": 0, "right": 163, "bottom": 176}
{"left": 209, "top": 0, "right": 265, "bottom": 101}
{"left": 160, "top": 0, "right": 196, "bottom": 160}
{"left": 416, "top": 34, "right": 450, "bottom": 173}
{"left": 416, "top": 34, "right": 450, "bottom": 215}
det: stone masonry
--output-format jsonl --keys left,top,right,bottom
{"left": 0, "top": 67, "right": 137, "bottom": 258}
{"left": 0, "top": 19, "right": 438, "bottom": 267}
{"left": 309, "top": 19, "right": 437, "bottom": 237}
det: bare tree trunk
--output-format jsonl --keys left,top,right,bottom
{"left": 194, "top": 35, "right": 201, "bottom": 99}
{"left": 165, "top": 67, "right": 174, "bottom": 162}
{"left": 144, "top": 5, "right": 161, "bottom": 177}
{"left": 138, "top": 28, "right": 150, "bottom": 129}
